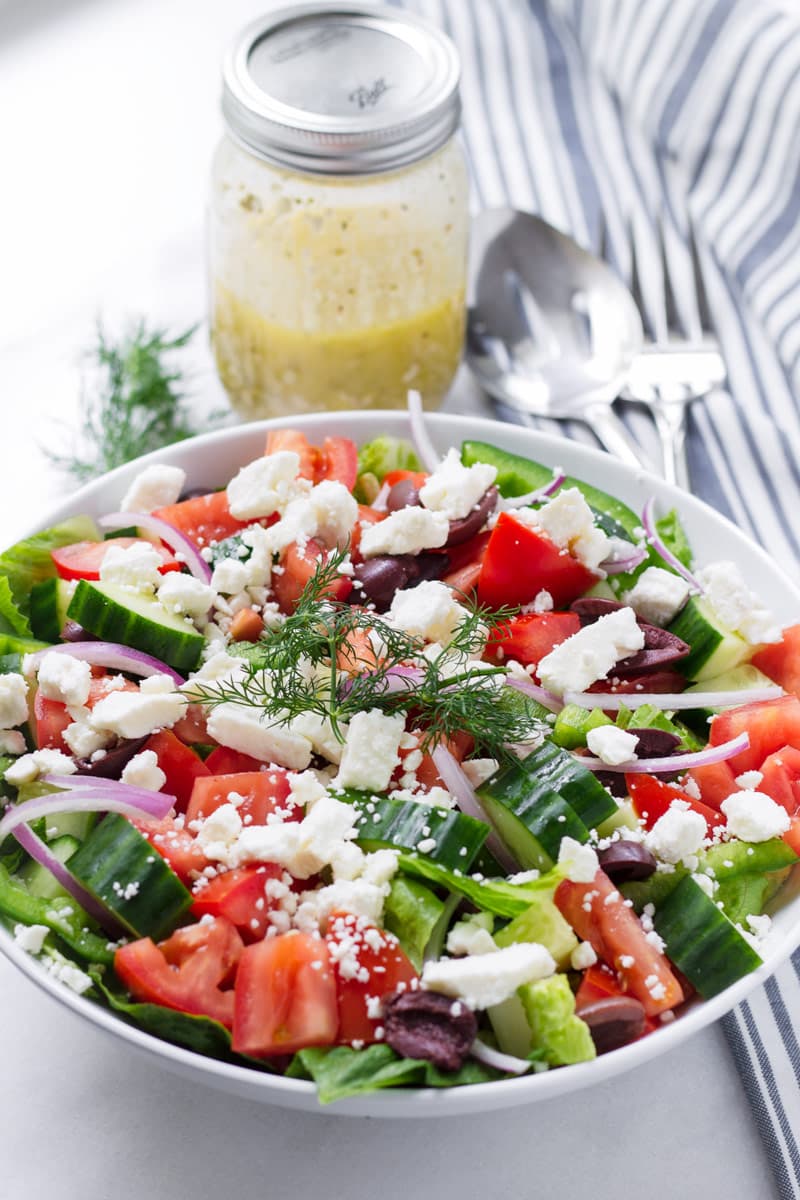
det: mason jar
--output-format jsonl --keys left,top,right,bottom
{"left": 209, "top": 3, "right": 469, "bottom": 419}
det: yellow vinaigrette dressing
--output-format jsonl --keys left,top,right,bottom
{"left": 211, "top": 4, "right": 468, "bottom": 418}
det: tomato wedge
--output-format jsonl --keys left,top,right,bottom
{"left": 191, "top": 864, "right": 285, "bottom": 942}
{"left": 487, "top": 611, "right": 581, "bottom": 668}
{"left": 752, "top": 625, "right": 800, "bottom": 700}
{"left": 326, "top": 912, "right": 418, "bottom": 1044}
{"left": 185, "top": 769, "right": 294, "bottom": 828}
{"left": 477, "top": 513, "right": 599, "bottom": 610}
{"left": 232, "top": 932, "right": 338, "bottom": 1057}
{"left": 685, "top": 759, "right": 738, "bottom": 811}
{"left": 143, "top": 729, "right": 210, "bottom": 812}
{"left": 555, "top": 870, "right": 684, "bottom": 1017}
{"left": 626, "top": 774, "right": 724, "bottom": 836}
{"left": 203, "top": 747, "right": 264, "bottom": 775}
{"left": 709, "top": 695, "right": 800, "bottom": 775}
{"left": 114, "top": 917, "right": 243, "bottom": 1028}
{"left": 51, "top": 538, "right": 181, "bottom": 581}
{"left": 265, "top": 429, "right": 318, "bottom": 479}
{"left": 317, "top": 437, "right": 358, "bottom": 490}
{"left": 153, "top": 491, "right": 249, "bottom": 548}
{"left": 757, "top": 745, "right": 800, "bottom": 814}
{"left": 272, "top": 538, "right": 352, "bottom": 615}
{"left": 132, "top": 814, "right": 211, "bottom": 884}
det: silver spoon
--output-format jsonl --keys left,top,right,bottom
{"left": 467, "top": 208, "right": 652, "bottom": 471}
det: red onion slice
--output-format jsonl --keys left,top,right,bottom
{"left": 641, "top": 498, "right": 701, "bottom": 591}
{"left": 562, "top": 686, "right": 783, "bottom": 711}
{"left": 600, "top": 544, "right": 649, "bottom": 575}
{"left": 24, "top": 642, "right": 184, "bottom": 686}
{"left": 0, "top": 777, "right": 174, "bottom": 840}
{"left": 407, "top": 390, "right": 441, "bottom": 473}
{"left": 497, "top": 470, "right": 566, "bottom": 511}
{"left": 470, "top": 1037, "right": 531, "bottom": 1075}
{"left": 99, "top": 511, "right": 212, "bottom": 583}
{"left": 505, "top": 676, "right": 563, "bottom": 712}
{"left": 431, "top": 745, "right": 519, "bottom": 873}
{"left": 11, "top": 822, "right": 122, "bottom": 931}
{"left": 575, "top": 730, "right": 749, "bottom": 774}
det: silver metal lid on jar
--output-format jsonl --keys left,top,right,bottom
{"left": 221, "top": 2, "right": 461, "bottom": 175}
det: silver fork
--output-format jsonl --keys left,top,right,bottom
{"left": 617, "top": 217, "right": 727, "bottom": 490}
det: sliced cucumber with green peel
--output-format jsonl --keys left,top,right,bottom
{"left": 66, "top": 813, "right": 192, "bottom": 939}
{"left": 19, "top": 834, "right": 80, "bottom": 901}
{"left": 653, "top": 874, "right": 762, "bottom": 998}
{"left": 338, "top": 789, "right": 488, "bottom": 870}
{"left": 520, "top": 741, "right": 619, "bottom": 833}
{"left": 29, "top": 577, "right": 74, "bottom": 643}
{"left": 668, "top": 596, "right": 750, "bottom": 682}
{"left": 67, "top": 579, "right": 204, "bottom": 673}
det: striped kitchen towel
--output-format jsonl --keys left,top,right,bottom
{"left": 397, "top": 0, "right": 800, "bottom": 1193}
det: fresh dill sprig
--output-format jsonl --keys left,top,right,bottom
{"left": 49, "top": 321, "right": 221, "bottom": 482}
{"left": 194, "top": 550, "right": 546, "bottom": 764}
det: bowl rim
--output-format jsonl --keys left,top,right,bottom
{"left": 4, "top": 407, "right": 800, "bottom": 1116}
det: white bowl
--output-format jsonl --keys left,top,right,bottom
{"left": 3, "top": 409, "right": 799, "bottom": 1117}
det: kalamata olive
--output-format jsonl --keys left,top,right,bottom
{"left": 615, "top": 625, "right": 690, "bottom": 676}
{"left": 74, "top": 734, "right": 150, "bottom": 779}
{"left": 601, "top": 670, "right": 688, "bottom": 694}
{"left": 412, "top": 552, "right": 450, "bottom": 582}
{"left": 576, "top": 995, "right": 647, "bottom": 1054}
{"left": 61, "top": 620, "right": 98, "bottom": 643}
{"left": 383, "top": 988, "right": 477, "bottom": 1072}
{"left": 594, "top": 771, "right": 628, "bottom": 798}
{"left": 445, "top": 486, "right": 499, "bottom": 547}
{"left": 386, "top": 479, "right": 421, "bottom": 512}
{"left": 571, "top": 598, "right": 624, "bottom": 624}
{"left": 353, "top": 556, "right": 417, "bottom": 611}
{"left": 630, "top": 728, "right": 681, "bottom": 758}
{"left": 598, "top": 840, "right": 657, "bottom": 883}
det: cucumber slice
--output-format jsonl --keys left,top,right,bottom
{"left": 653, "top": 874, "right": 762, "bottom": 998}
{"left": 29, "top": 577, "right": 74, "bottom": 644}
{"left": 522, "top": 741, "right": 619, "bottom": 833}
{"left": 338, "top": 789, "right": 488, "bottom": 870}
{"left": 66, "top": 813, "right": 192, "bottom": 939}
{"left": 18, "top": 834, "right": 80, "bottom": 900}
{"left": 67, "top": 579, "right": 204, "bottom": 673}
{"left": 668, "top": 596, "right": 750, "bottom": 682}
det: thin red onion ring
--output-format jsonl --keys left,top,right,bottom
{"left": 24, "top": 642, "right": 184, "bottom": 686}
{"left": 407, "top": 390, "right": 441, "bottom": 473}
{"left": 99, "top": 511, "right": 212, "bottom": 583}
{"left": 641, "top": 498, "right": 701, "bottom": 591}
{"left": 575, "top": 730, "right": 749, "bottom": 774}
{"left": 431, "top": 744, "right": 519, "bottom": 873}
{"left": 0, "top": 777, "right": 174, "bottom": 840}
{"left": 11, "top": 822, "right": 122, "bottom": 931}
{"left": 600, "top": 544, "right": 649, "bottom": 575}
{"left": 497, "top": 471, "right": 567, "bottom": 511}
{"left": 470, "top": 1038, "right": 531, "bottom": 1075}
{"left": 562, "top": 686, "right": 783, "bottom": 711}
{"left": 505, "top": 676, "right": 563, "bottom": 712}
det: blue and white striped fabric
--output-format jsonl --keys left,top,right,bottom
{"left": 397, "top": 0, "right": 800, "bottom": 1193}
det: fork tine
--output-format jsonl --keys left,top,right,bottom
{"left": 687, "top": 219, "right": 714, "bottom": 335}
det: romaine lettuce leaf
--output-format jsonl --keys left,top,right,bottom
{"left": 288, "top": 1044, "right": 501, "bottom": 1104}
{"left": 0, "top": 515, "right": 100, "bottom": 623}
{"left": 382, "top": 876, "right": 445, "bottom": 971}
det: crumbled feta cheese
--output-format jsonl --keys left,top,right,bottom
{"left": 537, "top": 607, "right": 645, "bottom": 695}
{"left": 360, "top": 848, "right": 400, "bottom": 888}
{"left": 13, "top": 923, "right": 49, "bottom": 954}
{"left": 234, "top": 793, "right": 359, "bottom": 878}
{"left": 586, "top": 725, "right": 639, "bottom": 766}
{"left": 0, "top": 729, "right": 25, "bottom": 756}
{"left": 334, "top": 709, "right": 406, "bottom": 792}
{"left": 446, "top": 914, "right": 497, "bottom": 957}
{"left": 387, "top": 581, "right": 466, "bottom": 646}
{"left": 226, "top": 451, "right": 305, "bottom": 520}
{"left": 36, "top": 652, "right": 92, "bottom": 709}
{"left": 570, "top": 941, "right": 598, "bottom": 970}
{"left": 624, "top": 567, "right": 690, "bottom": 627}
{"left": 141, "top": 673, "right": 183, "bottom": 695}
{"left": 211, "top": 558, "right": 250, "bottom": 596}
{"left": 421, "top": 942, "right": 555, "bottom": 1010}
{"left": 418, "top": 448, "right": 497, "bottom": 521}
{"left": 45, "top": 956, "right": 93, "bottom": 995}
{"left": 359, "top": 506, "right": 449, "bottom": 558}
{"left": 89, "top": 688, "right": 187, "bottom": 739}
{"left": 646, "top": 804, "right": 707, "bottom": 864}
{"left": 557, "top": 836, "right": 599, "bottom": 883}
{"left": 5, "top": 748, "right": 77, "bottom": 786}
{"left": 99, "top": 541, "right": 164, "bottom": 589}
{"left": 287, "top": 769, "right": 327, "bottom": 810}
{"left": 157, "top": 573, "right": 215, "bottom": 617}
{"left": 516, "top": 488, "right": 609, "bottom": 570}
{"left": 720, "top": 790, "right": 791, "bottom": 842}
{"left": 207, "top": 702, "right": 312, "bottom": 770}
{"left": 121, "top": 464, "right": 186, "bottom": 513}
{"left": 291, "top": 711, "right": 348, "bottom": 765}
{"left": 62, "top": 719, "right": 111, "bottom": 760}
{"left": 460, "top": 758, "right": 499, "bottom": 789}
{"left": 0, "top": 672, "right": 29, "bottom": 728}
{"left": 239, "top": 524, "right": 273, "bottom": 588}
{"left": 532, "top": 590, "right": 553, "bottom": 613}
{"left": 121, "top": 749, "right": 167, "bottom": 792}
{"left": 304, "top": 879, "right": 388, "bottom": 928}
{"left": 195, "top": 803, "right": 244, "bottom": 864}
{"left": 696, "top": 561, "right": 782, "bottom": 644}
{"left": 306, "top": 480, "right": 359, "bottom": 548}
{"left": 735, "top": 770, "right": 763, "bottom": 790}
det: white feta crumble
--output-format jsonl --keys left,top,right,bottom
{"left": 291, "top": 711, "right": 348, "bottom": 765}
{"left": 334, "top": 709, "right": 406, "bottom": 792}
{"left": 99, "top": 541, "right": 164, "bottom": 590}
{"left": 735, "top": 770, "right": 764, "bottom": 790}
{"left": 557, "top": 836, "right": 599, "bottom": 883}
{"left": 62, "top": 718, "right": 111, "bottom": 760}
{"left": 120, "top": 463, "right": 186, "bottom": 513}
{"left": 720, "top": 790, "right": 791, "bottom": 842}
{"left": 646, "top": 803, "right": 707, "bottom": 864}
{"left": 121, "top": 749, "right": 167, "bottom": 792}
{"left": 359, "top": 506, "right": 449, "bottom": 558}
{"left": 303, "top": 879, "right": 388, "bottom": 929}
{"left": 515, "top": 487, "right": 609, "bottom": 570}
{"left": 532, "top": 589, "right": 553, "bottom": 613}
{"left": 623, "top": 567, "right": 690, "bottom": 627}
{"left": 226, "top": 451, "right": 305, "bottom": 520}
{"left": 306, "top": 480, "right": 359, "bottom": 548}
{"left": 537, "top": 607, "right": 645, "bottom": 695}
{"left": 238, "top": 524, "right": 273, "bottom": 588}
{"left": 90, "top": 688, "right": 188, "bottom": 740}
{"left": 194, "top": 803, "right": 244, "bottom": 865}
{"left": 13, "top": 923, "right": 49, "bottom": 954}
{"left": 586, "top": 724, "right": 639, "bottom": 766}
{"left": 5, "top": 748, "right": 77, "bottom": 786}
{"left": 0, "top": 729, "right": 25, "bottom": 756}
{"left": 359, "top": 848, "right": 400, "bottom": 888}
{"left": 45, "top": 956, "right": 93, "bottom": 995}
{"left": 696, "top": 561, "right": 782, "bottom": 645}
{"left": 570, "top": 941, "right": 598, "bottom": 970}
{"left": 0, "top": 672, "right": 29, "bottom": 728}
{"left": 157, "top": 573, "right": 215, "bottom": 617}
{"left": 418, "top": 448, "right": 497, "bottom": 521}
{"left": 387, "top": 581, "right": 467, "bottom": 646}
{"left": 206, "top": 702, "right": 312, "bottom": 770}
{"left": 211, "top": 557, "right": 250, "bottom": 596}
{"left": 460, "top": 758, "right": 499, "bottom": 789}
{"left": 446, "top": 914, "right": 497, "bottom": 957}
{"left": 234, "top": 793, "right": 359, "bottom": 878}
{"left": 36, "top": 651, "right": 92, "bottom": 709}
{"left": 421, "top": 942, "right": 556, "bottom": 1010}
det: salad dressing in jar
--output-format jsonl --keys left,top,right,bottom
{"left": 209, "top": 3, "right": 469, "bottom": 419}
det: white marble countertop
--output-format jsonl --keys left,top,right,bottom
{"left": 0, "top": 1, "right": 778, "bottom": 1195}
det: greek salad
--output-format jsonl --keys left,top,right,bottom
{"left": 1, "top": 407, "right": 799, "bottom": 1103}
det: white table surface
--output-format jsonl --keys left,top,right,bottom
{"left": 0, "top": 1, "right": 778, "bottom": 1196}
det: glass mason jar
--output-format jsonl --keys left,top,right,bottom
{"left": 209, "top": 3, "right": 469, "bottom": 419}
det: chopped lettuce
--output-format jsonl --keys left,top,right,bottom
{"left": 655, "top": 508, "right": 693, "bottom": 569}
{"left": 398, "top": 854, "right": 565, "bottom": 919}
{"left": 0, "top": 578, "right": 30, "bottom": 638}
{"left": 383, "top": 876, "right": 445, "bottom": 971}
{"left": 355, "top": 436, "right": 420, "bottom": 491}
{"left": 288, "top": 1044, "right": 501, "bottom": 1104}
{"left": 0, "top": 515, "right": 100, "bottom": 625}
